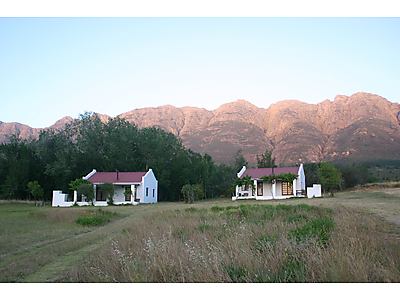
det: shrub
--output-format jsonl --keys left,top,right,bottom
{"left": 318, "top": 162, "right": 342, "bottom": 196}
{"left": 75, "top": 209, "right": 116, "bottom": 226}
{"left": 77, "top": 184, "right": 94, "bottom": 203}
{"left": 69, "top": 178, "right": 90, "bottom": 191}
{"left": 181, "top": 184, "right": 205, "bottom": 203}
{"left": 99, "top": 183, "right": 114, "bottom": 205}
{"left": 27, "top": 181, "right": 44, "bottom": 200}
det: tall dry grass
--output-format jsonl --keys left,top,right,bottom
{"left": 66, "top": 204, "right": 400, "bottom": 282}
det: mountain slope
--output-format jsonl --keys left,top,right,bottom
{"left": 1, "top": 92, "right": 399, "bottom": 164}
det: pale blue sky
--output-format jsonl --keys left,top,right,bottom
{"left": 1, "top": 17, "right": 399, "bottom": 128}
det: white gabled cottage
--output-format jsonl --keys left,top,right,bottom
{"left": 232, "top": 164, "right": 306, "bottom": 200}
{"left": 52, "top": 169, "right": 158, "bottom": 207}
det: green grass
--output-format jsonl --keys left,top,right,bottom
{"left": 1, "top": 189, "right": 400, "bottom": 282}
{"left": 75, "top": 209, "right": 117, "bottom": 226}
{"left": 253, "top": 234, "right": 277, "bottom": 252}
{"left": 289, "top": 216, "right": 335, "bottom": 246}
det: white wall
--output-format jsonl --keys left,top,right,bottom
{"left": 113, "top": 185, "right": 128, "bottom": 204}
{"left": 141, "top": 169, "right": 158, "bottom": 203}
{"left": 52, "top": 191, "right": 74, "bottom": 207}
{"left": 298, "top": 164, "right": 306, "bottom": 191}
{"left": 136, "top": 184, "right": 143, "bottom": 202}
{"left": 262, "top": 182, "right": 272, "bottom": 197}
{"left": 275, "top": 182, "right": 282, "bottom": 197}
{"left": 307, "top": 184, "right": 322, "bottom": 198}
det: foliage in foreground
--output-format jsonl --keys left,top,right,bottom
{"left": 67, "top": 204, "right": 400, "bottom": 282}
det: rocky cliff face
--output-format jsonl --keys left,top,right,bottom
{"left": 1, "top": 92, "right": 399, "bottom": 165}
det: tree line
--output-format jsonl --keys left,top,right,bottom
{"left": 0, "top": 115, "right": 386, "bottom": 201}
{"left": 0, "top": 113, "right": 243, "bottom": 201}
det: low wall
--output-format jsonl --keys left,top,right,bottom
{"left": 307, "top": 184, "right": 322, "bottom": 198}
{"left": 52, "top": 191, "right": 74, "bottom": 207}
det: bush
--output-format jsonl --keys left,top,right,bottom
{"left": 99, "top": 183, "right": 114, "bottom": 205}
{"left": 318, "top": 162, "right": 342, "bottom": 196}
{"left": 77, "top": 184, "right": 94, "bottom": 203}
{"left": 75, "top": 209, "right": 116, "bottom": 226}
{"left": 69, "top": 178, "right": 90, "bottom": 191}
{"left": 181, "top": 184, "right": 204, "bottom": 203}
{"left": 27, "top": 181, "right": 44, "bottom": 200}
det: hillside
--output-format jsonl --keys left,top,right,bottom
{"left": 1, "top": 92, "right": 400, "bottom": 164}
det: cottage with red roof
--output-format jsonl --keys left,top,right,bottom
{"left": 232, "top": 164, "right": 306, "bottom": 200}
{"left": 52, "top": 169, "right": 158, "bottom": 207}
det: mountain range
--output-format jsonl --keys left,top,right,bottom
{"left": 1, "top": 92, "right": 400, "bottom": 165}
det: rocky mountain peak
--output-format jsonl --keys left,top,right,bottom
{"left": 1, "top": 92, "right": 400, "bottom": 164}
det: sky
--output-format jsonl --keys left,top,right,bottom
{"left": 0, "top": 17, "right": 399, "bottom": 128}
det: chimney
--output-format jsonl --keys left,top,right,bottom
{"left": 116, "top": 170, "right": 119, "bottom": 180}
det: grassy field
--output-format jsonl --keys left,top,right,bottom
{"left": 0, "top": 188, "right": 399, "bottom": 282}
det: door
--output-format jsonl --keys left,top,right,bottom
{"left": 257, "top": 181, "right": 263, "bottom": 196}
{"left": 124, "top": 186, "right": 131, "bottom": 201}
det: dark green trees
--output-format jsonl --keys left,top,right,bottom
{"left": 257, "top": 149, "right": 276, "bottom": 168}
{"left": 0, "top": 113, "right": 237, "bottom": 201}
{"left": 318, "top": 162, "right": 343, "bottom": 196}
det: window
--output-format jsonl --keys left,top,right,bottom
{"left": 152, "top": 189, "right": 155, "bottom": 197}
{"left": 282, "top": 182, "right": 293, "bottom": 196}
{"left": 257, "top": 182, "right": 263, "bottom": 196}
{"left": 96, "top": 187, "right": 106, "bottom": 201}
{"left": 146, "top": 187, "right": 149, "bottom": 197}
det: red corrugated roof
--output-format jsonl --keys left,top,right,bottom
{"left": 87, "top": 172, "right": 146, "bottom": 184}
{"left": 242, "top": 167, "right": 299, "bottom": 179}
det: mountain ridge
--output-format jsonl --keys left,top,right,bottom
{"left": 1, "top": 92, "right": 400, "bottom": 164}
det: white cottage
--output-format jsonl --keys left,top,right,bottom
{"left": 232, "top": 164, "right": 306, "bottom": 200}
{"left": 52, "top": 169, "right": 158, "bottom": 207}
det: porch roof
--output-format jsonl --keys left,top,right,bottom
{"left": 241, "top": 167, "right": 299, "bottom": 179}
{"left": 87, "top": 172, "right": 146, "bottom": 184}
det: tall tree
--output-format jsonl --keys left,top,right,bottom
{"left": 318, "top": 162, "right": 342, "bottom": 196}
{"left": 233, "top": 149, "right": 248, "bottom": 173}
{"left": 257, "top": 148, "right": 276, "bottom": 168}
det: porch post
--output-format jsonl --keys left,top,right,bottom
{"left": 93, "top": 184, "right": 96, "bottom": 204}
{"left": 293, "top": 179, "right": 297, "bottom": 196}
{"left": 272, "top": 181, "right": 276, "bottom": 199}
{"left": 253, "top": 180, "right": 257, "bottom": 197}
{"left": 130, "top": 185, "right": 135, "bottom": 203}
{"left": 73, "top": 190, "right": 77, "bottom": 203}
{"left": 235, "top": 185, "right": 239, "bottom": 197}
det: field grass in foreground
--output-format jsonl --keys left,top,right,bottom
{"left": 66, "top": 203, "right": 400, "bottom": 282}
{"left": 0, "top": 204, "right": 121, "bottom": 282}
